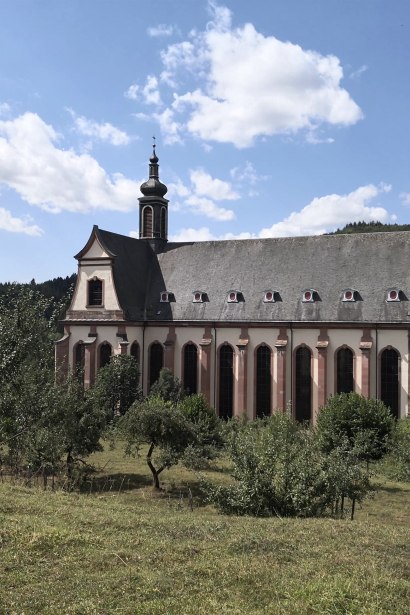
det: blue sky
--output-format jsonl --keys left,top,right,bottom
{"left": 1, "top": 0, "right": 410, "bottom": 282}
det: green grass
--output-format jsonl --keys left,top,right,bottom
{"left": 0, "top": 446, "right": 409, "bottom": 615}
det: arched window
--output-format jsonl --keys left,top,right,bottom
{"left": 336, "top": 347, "right": 354, "bottom": 394}
{"left": 149, "top": 342, "right": 163, "bottom": 388}
{"left": 130, "top": 341, "right": 140, "bottom": 365}
{"left": 160, "top": 207, "right": 167, "bottom": 239}
{"left": 219, "top": 345, "right": 234, "bottom": 419}
{"left": 256, "top": 345, "right": 271, "bottom": 418}
{"left": 183, "top": 343, "right": 198, "bottom": 395}
{"left": 295, "top": 346, "right": 312, "bottom": 422}
{"left": 74, "top": 342, "right": 85, "bottom": 383}
{"left": 143, "top": 206, "right": 153, "bottom": 238}
{"left": 88, "top": 278, "right": 103, "bottom": 306}
{"left": 99, "top": 342, "right": 112, "bottom": 368}
{"left": 380, "top": 348, "right": 399, "bottom": 418}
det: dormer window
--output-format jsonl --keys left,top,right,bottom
{"left": 302, "top": 289, "right": 316, "bottom": 303}
{"left": 227, "top": 290, "right": 244, "bottom": 303}
{"left": 264, "top": 290, "right": 275, "bottom": 303}
{"left": 193, "top": 291, "right": 206, "bottom": 303}
{"left": 342, "top": 289, "right": 356, "bottom": 302}
{"left": 387, "top": 289, "right": 401, "bottom": 302}
{"left": 160, "top": 291, "right": 171, "bottom": 303}
{"left": 88, "top": 278, "right": 103, "bottom": 306}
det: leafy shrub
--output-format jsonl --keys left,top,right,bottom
{"left": 179, "top": 394, "right": 224, "bottom": 469}
{"left": 316, "top": 393, "right": 395, "bottom": 463}
{"left": 203, "top": 412, "right": 371, "bottom": 518}
{"left": 385, "top": 419, "right": 410, "bottom": 482}
{"left": 149, "top": 368, "right": 185, "bottom": 403}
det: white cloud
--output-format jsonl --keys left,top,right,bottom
{"left": 170, "top": 226, "right": 217, "bottom": 242}
{"left": 230, "top": 161, "right": 269, "bottom": 186}
{"left": 143, "top": 2, "right": 363, "bottom": 147}
{"left": 147, "top": 24, "right": 174, "bottom": 37}
{"left": 184, "top": 195, "right": 235, "bottom": 221}
{"left": 68, "top": 109, "right": 130, "bottom": 146}
{"left": 170, "top": 183, "right": 394, "bottom": 242}
{"left": 350, "top": 64, "right": 368, "bottom": 80}
{"left": 0, "top": 207, "right": 43, "bottom": 236}
{"left": 125, "top": 76, "right": 162, "bottom": 107}
{"left": 0, "top": 112, "right": 142, "bottom": 213}
{"left": 168, "top": 168, "right": 237, "bottom": 220}
{"left": 190, "top": 169, "right": 239, "bottom": 200}
{"left": 142, "top": 76, "right": 162, "bottom": 106}
{"left": 259, "top": 184, "right": 393, "bottom": 237}
{"left": 125, "top": 84, "right": 139, "bottom": 101}
{"left": 153, "top": 108, "right": 182, "bottom": 144}
{"left": 400, "top": 192, "right": 410, "bottom": 207}
{"left": 0, "top": 103, "right": 11, "bottom": 117}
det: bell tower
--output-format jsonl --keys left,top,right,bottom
{"left": 138, "top": 141, "right": 169, "bottom": 253}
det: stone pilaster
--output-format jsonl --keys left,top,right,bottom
{"left": 316, "top": 329, "right": 329, "bottom": 411}
{"left": 164, "top": 326, "right": 176, "bottom": 372}
{"left": 199, "top": 326, "right": 213, "bottom": 405}
{"left": 236, "top": 327, "right": 249, "bottom": 417}
{"left": 275, "top": 327, "right": 288, "bottom": 411}
{"left": 360, "top": 329, "right": 373, "bottom": 398}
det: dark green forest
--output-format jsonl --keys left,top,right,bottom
{"left": 329, "top": 220, "right": 410, "bottom": 234}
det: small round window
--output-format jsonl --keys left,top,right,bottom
{"left": 194, "top": 292, "right": 201, "bottom": 302}
{"left": 345, "top": 290, "right": 353, "bottom": 301}
{"left": 161, "top": 292, "right": 168, "bottom": 302}
{"left": 265, "top": 291, "right": 273, "bottom": 302}
{"left": 229, "top": 292, "right": 237, "bottom": 302}
{"left": 388, "top": 290, "right": 398, "bottom": 301}
{"left": 304, "top": 290, "right": 312, "bottom": 302}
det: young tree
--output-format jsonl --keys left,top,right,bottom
{"left": 178, "top": 394, "right": 224, "bottom": 469}
{"left": 149, "top": 367, "right": 185, "bottom": 403}
{"left": 119, "top": 396, "right": 193, "bottom": 489}
{"left": 90, "top": 354, "right": 141, "bottom": 418}
{"left": 316, "top": 393, "right": 395, "bottom": 464}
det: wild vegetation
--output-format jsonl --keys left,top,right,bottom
{"left": 1, "top": 283, "right": 410, "bottom": 613}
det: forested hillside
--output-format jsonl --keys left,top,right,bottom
{"left": 330, "top": 221, "right": 410, "bottom": 234}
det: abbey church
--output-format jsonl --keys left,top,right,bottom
{"left": 56, "top": 147, "right": 409, "bottom": 420}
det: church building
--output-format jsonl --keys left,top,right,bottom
{"left": 56, "top": 147, "right": 409, "bottom": 420}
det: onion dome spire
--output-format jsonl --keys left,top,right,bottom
{"left": 140, "top": 139, "right": 168, "bottom": 197}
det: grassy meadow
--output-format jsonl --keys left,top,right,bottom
{"left": 0, "top": 444, "right": 409, "bottom": 615}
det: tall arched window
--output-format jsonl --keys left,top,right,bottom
{"left": 160, "top": 207, "right": 167, "bottom": 239}
{"left": 130, "top": 341, "right": 140, "bottom": 365}
{"left": 143, "top": 206, "right": 153, "bottom": 238}
{"left": 336, "top": 347, "right": 354, "bottom": 394}
{"left": 380, "top": 348, "right": 399, "bottom": 418}
{"left": 149, "top": 342, "right": 163, "bottom": 389}
{"left": 219, "top": 345, "right": 234, "bottom": 419}
{"left": 183, "top": 343, "right": 198, "bottom": 395}
{"left": 74, "top": 342, "right": 85, "bottom": 383}
{"left": 295, "top": 346, "right": 312, "bottom": 422}
{"left": 99, "top": 342, "right": 112, "bottom": 368}
{"left": 256, "top": 345, "right": 271, "bottom": 418}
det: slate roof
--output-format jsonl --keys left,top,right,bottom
{"left": 79, "top": 228, "right": 410, "bottom": 324}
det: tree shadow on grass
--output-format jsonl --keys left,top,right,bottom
{"left": 81, "top": 472, "right": 152, "bottom": 493}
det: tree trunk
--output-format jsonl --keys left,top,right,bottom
{"left": 146, "top": 442, "right": 162, "bottom": 490}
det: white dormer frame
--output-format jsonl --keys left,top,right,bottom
{"left": 227, "top": 290, "right": 239, "bottom": 303}
{"left": 302, "top": 289, "right": 316, "bottom": 303}
{"left": 160, "top": 291, "right": 171, "bottom": 303}
{"left": 264, "top": 290, "right": 276, "bottom": 303}
{"left": 387, "top": 288, "right": 401, "bottom": 302}
{"left": 342, "top": 288, "right": 357, "bottom": 302}
{"left": 193, "top": 290, "right": 205, "bottom": 303}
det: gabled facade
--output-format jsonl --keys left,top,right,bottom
{"left": 56, "top": 148, "right": 410, "bottom": 420}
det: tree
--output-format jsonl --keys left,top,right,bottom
{"left": 149, "top": 367, "right": 185, "bottom": 403}
{"left": 316, "top": 392, "right": 395, "bottom": 464}
{"left": 119, "top": 396, "right": 193, "bottom": 489}
{"left": 91, "top": 354, "right": 141, "bottom": 418}
{"left": 179, "top": 394, "right": 224, "bottom": 469}
{"left": 0, "top": 286, "right": 58, "bottom": 468}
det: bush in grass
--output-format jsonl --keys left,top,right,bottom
{"left": 149, "top": 367, "right": 185, "bottom": 403}
{"left": 178, "top": 394, "right": 224, "bottom": 469}
{"left": 203, "top": 412, "right": 372, "bottom": 518}
{"left": 386, "top": 419, "right": 410, "bottom": 482}
{"left": 316, "top": 393, "right": 395, "bottom": 464}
